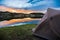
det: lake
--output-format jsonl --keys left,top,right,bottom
{"left": 0, "top": 20, "right": 40, "bottom": 28}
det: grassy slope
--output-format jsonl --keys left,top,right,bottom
{"left": 0, "top": 24, "right": 38, "bottom": 40}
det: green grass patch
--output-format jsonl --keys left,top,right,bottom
{"left": 0, "top": 24, "right": 37, "bottom": 40}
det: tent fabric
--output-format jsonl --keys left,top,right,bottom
{"left": 48, "top": 8, "right": 60, "bottom": 37}
{"left": 33, "top": 8, "right": 60, "bottom": 40}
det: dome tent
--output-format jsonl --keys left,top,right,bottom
{"left": 33, "top": 8, "right": 60, "bottom": 40}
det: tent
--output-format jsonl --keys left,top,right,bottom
{"left": 33, "top": 8, "right": 60, "bottom": 40}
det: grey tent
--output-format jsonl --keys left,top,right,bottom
{"left": 33, "top": 8, "right": 60, "bottom": 40}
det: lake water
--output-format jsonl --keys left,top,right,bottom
{"left": 8, "top": 20, "right": 40, "bottom": 26}
{"left": 0, "top": 20, "right": 40, "bottom": 28}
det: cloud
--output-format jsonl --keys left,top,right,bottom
{"left": 0, "top": 0, "right": 60, "bottom": 10}
{"left": 1, "top": 0, "right": 54, "bottom": 8}
{"left": 28, "top": 0, "right": 42, "bottom": 4}
{"left": 1, "top": 0, "right": 32, "bottom": 8}
{"left": 24, "top": 0, "right": 54, "bottom": 10}
{"left": 26, "top": 0, "right": 60, "bottom": 10}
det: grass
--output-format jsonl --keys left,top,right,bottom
{"left": 0, "top": 24, "right": 38, "bottom": 40}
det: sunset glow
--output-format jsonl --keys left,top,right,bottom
{"left": 0, "top": 6, "right": 33, "bottom": 13}
{"left": 0, "top": 6, "right": 45, "bottom": 13}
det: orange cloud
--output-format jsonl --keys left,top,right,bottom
{"left": 0, "top": 6, "right": 35, "bottom": 14}
{"left": 0, "top": 6, "right": 45, "bottom": 14}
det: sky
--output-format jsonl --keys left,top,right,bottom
{"left": 0, "top": 0, "right": 60, "bottom": 10}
